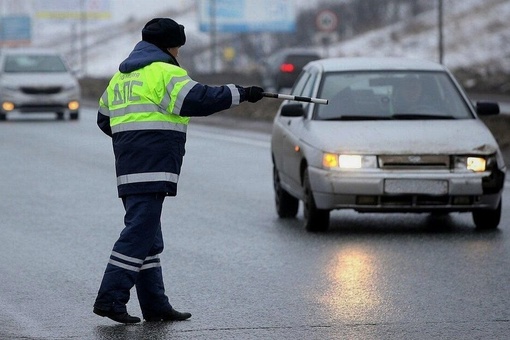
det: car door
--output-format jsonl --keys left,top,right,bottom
{"left": 272, "top": 71, "right": 310, "bottom": 194}
{"left": 280, "top": 70, "right": 318, "bottom": 195}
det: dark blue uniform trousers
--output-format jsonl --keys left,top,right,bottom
{"left": 94, "top": 193, "right": 172, "bottom": 318}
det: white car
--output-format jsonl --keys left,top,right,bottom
{"left": 0, "top": 48, "right": 80, "bottom": 121}
{"left": 271, "top": 57, "right": 506, "bottom": 232}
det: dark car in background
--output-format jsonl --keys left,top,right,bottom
{"left": 0, "top": 48, "right": 81, "bottom": 121}
{"left": 261, "top": 48, "right": 321, "bottom": 92}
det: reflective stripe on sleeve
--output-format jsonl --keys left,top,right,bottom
{"left": 160, "top": 75, "right": 193, "bottom": 112}
{"left": 98, "top": 108, "right": 110, "bottom": 117}
{"left": 117, "top": 172, "right": 179, "bottom": 186}
{"left": 227, "top": 84, "right": 241, "bottom": 106}
{"left": 100, "top": 91, "right": 108, "bottom": 105}
{"left": 172, "top": 80, "right": 198, "bottom": 115}
{"left": 99, "top": 92, "right": 111, "bottom": 117}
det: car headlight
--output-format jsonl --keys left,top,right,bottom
{"left": 68, "top": 100, "right": 80, "bottom": 110}
{"left": 323, "top": 153, "right": 377, "bottom": 169}
{"left": 2, "top": 101, "right": 15, "bottom": 111}
{"left": 454, "top": 155, "right": 494, "bottom": 172}
{"left": 467, "top": 157, "right": 486, "bottom": 172}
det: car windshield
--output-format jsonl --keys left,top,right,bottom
{"left": 3, "top": 54, "right": 68, "bottom": 73}
{"left": 315, "top": 71, "right": 473, "bottom": 120}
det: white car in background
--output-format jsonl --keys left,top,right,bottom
{"left": 271, "top": 57, "right": 506, "bottom": 232}
{"left": 0, "top": 48, "right": 80, "bottom": 121}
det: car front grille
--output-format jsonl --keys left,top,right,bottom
{"left": 356, "top": 194, "right": 477, "bottom": 209}
{"left": 21, "top": 86, "right": 62, "bottom": 95}
{"left": 380, "top": 195, "right": 451, "bottom": 206}
{"left": 379, "top": 155, "right": 450, "bottom": 169}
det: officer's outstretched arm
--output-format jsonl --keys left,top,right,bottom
{"left": 177, "top": 83, "right": 243, "bottom": 117}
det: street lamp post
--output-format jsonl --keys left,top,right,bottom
{"left": 210, "top": 0, "right": 217, "bottom": 73}
{"left": 438, "top": 0, "right": 444, "bottom": 64}
{"left": 80, "top": 0, "right": 87, "bottom": 76}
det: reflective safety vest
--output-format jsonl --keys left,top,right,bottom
{"left": 98, "top": 62, "right": 200, "bottom": 197}
{"left": 99, "top": 62, "right": 197, "bottom": 135}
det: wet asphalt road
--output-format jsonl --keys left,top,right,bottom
{"left": 0, "top": 108, "right": 509, "bottom": 339}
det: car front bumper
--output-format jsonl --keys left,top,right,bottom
{"left": 0, "top": 88, "right": 80, "bottom": 114}
{"left": 309, "top": 166, "right": 505, "bottom": 212}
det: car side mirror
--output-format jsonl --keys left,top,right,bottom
{"left": 280, "top": 103, "right": 305, "bottom": 117}
{"left": 476, "top": 101, "right": 500, "bottom": 115}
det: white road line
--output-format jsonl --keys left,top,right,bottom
{"left": 188, "top": 126, "right": 271, "bottom": 148}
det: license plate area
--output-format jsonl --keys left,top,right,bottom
{"left": 384, "top": 179, "right": 448, "bottom": 195}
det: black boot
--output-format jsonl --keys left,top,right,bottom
{"left": 144, "top": 307, "right": 192, "bottom": 322}
{"left": 94, "top": 307, "right": 141, "bottom": 324}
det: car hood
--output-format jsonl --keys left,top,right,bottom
{"left": 0, "top": 72, "right": 78, "bottom": 87}
{"left": 304, "top": 119, "right": 500, "bottom": 155}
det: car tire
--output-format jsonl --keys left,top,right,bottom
{"left": 303, "top": 169, "right": 329, "bottom": 232}
{"left": 273, "top": 165, "right": 299, "bottom": 218}
{"left": 0, "top": 113, "right": 6, "bottom": 121}
{"left": 56, "top": 112, "right": 64, "bottom": 120}
{"left": 472, "top": 199, "right": 501, "bottom": 230}
{"left": 70, "top": 112, "right": 79, "bottom": 120}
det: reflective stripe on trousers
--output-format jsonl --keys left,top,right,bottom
{"left": 94, "top": 193, "right": 171, "bottom": 314}
{"left": 117, "top": 172, "right": 179, "bottom": 186}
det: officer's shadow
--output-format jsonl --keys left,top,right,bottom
{"left": 94, "top": 322, "right": 182, "bottom": 340}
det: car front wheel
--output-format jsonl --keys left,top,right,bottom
{"left": 273, "top": 165, "right": 299, "bottom": 218}
{"left": 303, "top": 169, "right": 329, "bottom": 232}
{"left": 472, "top": 199, "right": 501, "bottom": 230}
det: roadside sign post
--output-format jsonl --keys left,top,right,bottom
{"left": 315, "top": 10, "right": 339, "bottom": 57}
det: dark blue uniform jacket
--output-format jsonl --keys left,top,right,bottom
{"left": 97, "top": 41, "right": 247, "bottom": 197}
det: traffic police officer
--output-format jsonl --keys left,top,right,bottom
{"left": 93, "top": 17, "right": 264, "bottom": 324}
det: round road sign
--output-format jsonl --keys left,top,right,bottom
{"left": 316, "top": 10, "right": 338, "bottom": 32}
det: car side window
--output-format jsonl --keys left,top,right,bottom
{"left": 301, "top": 71, "right": 317, "bottom": 98}
{"left": 289, "top": 70, "right": 318, "bottom": 117}
{"left": 300, "top": 71, "right": 318, "bottom": 116}
{"left": 291, "top": 71, "right": 310, "bottom": 96}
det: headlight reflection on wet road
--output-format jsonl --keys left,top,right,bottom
{"left": 318, "top": 245, "right": 383, "bottom": 321}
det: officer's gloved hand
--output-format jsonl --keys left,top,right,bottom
{"left": 244, "top": 86, "right": 264, "bottom": 103}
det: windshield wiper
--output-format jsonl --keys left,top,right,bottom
{"left": 320, "top": 115, "right": 393, "bottom": 121}
{"left": 391, "top": 113, "right": 455, "bottom": 120}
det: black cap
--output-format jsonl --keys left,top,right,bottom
{"left": 142, "top": 18, "right": 186, "bottom": 48}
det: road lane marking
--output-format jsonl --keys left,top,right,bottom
{"left": 188, "top": 126, "right": 270, "bottom": 148}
